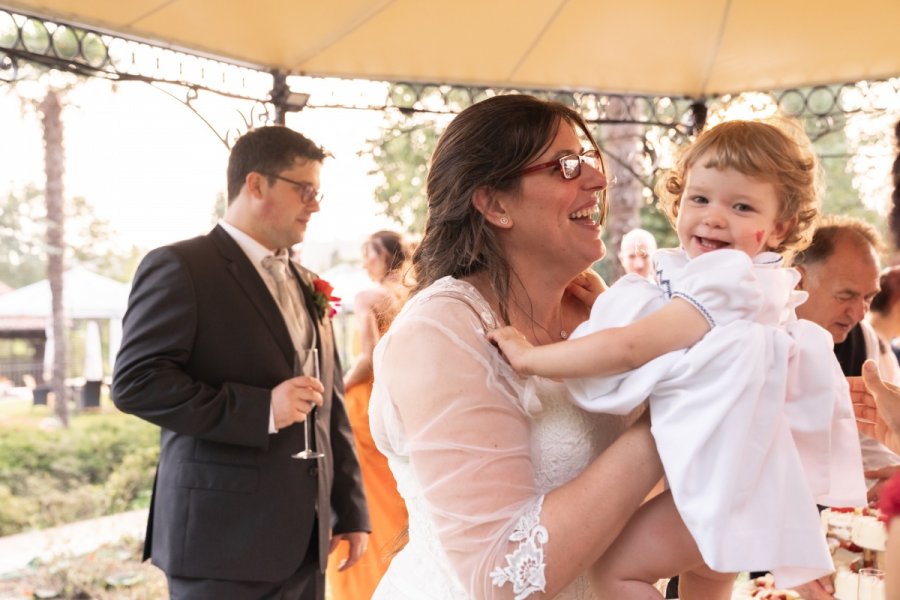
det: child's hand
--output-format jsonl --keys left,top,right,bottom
{"left": 487, "top": 326, "right": 536, "bottom": 375}
{"left": 566, "top": 269, "right": 607, "bottom": 309}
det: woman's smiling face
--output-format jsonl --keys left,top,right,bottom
{"left": 503, "top": 122, "right": 610, "bottom": 275}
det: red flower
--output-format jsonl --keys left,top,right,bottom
{"left": 313, "top": 278, "right": 334, "bottom": 297}
{"left": 310, "top": 277, "right": 340, "bottom": 320}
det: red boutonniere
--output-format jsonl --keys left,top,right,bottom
{"left": 310, "top": 277, "right": 340, "bottom": 320}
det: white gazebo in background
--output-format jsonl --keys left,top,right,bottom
{"left": 0, "top": 266, "right": 130, "bottom": 390}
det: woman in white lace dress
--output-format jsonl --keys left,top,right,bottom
{"left": 368, "top": 94, "right": 663, "bottom": 599}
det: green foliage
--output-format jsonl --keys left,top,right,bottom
{"left": 68, "top": 196, "right": 144, "bottom": 282}
{"left": 368, "top": 116, "right": 444, "bottom": 235}
{"left": 0, "top": 485, "right": 31, "bottom": 534}
{"left": 104, "top": 445, "right": 158, "bottom": 513}
{"left": 0, "top": 413, "right": 159, "bottom": 536}
{"left": 811, "top": 124, "right": 885, "bottom": 236}
{"left": 639, "top": 203, "right": 679, "bottom": 249}
{"left": 0, "top": 184, "right": 48, "bottom": 286}
{"left": 0, "top": 185, "right": 141, "bottom": 287}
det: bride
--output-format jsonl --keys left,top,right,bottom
{"left": 369, "top": 94, "right": 662, "bottom": 599}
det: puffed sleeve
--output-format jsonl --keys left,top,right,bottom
{"left": 663, "top": 249, "right": 763, "bottom": 328}
{"left": 373, "top": 294, "right": 548, "bottom": 599}
{"left": 567, "top": 275, "right": 675, "bottom": 414}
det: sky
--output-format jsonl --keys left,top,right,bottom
{"left": 0, "top": 75, "right": 397, "bottom": 273}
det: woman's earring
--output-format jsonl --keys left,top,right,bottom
{"left": 499, "top": 216, "right": 510, "bottom": 226}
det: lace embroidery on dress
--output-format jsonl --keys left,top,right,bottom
{"left": 489, "top": 496, "right": 549, "bottom": 599}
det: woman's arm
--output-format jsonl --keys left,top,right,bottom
{"left": 539, "top": 413, "right": 661, "bottom": 594}
{"left": 342, "top": 288, "right": 386, "bottom": 389}
{"left": 488, "top": 297, "right": 710, "bottom": 379}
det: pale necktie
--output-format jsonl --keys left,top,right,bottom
{"left": 262, "top": 254, "right": 327, "bottom": 564}
{"left": 261, "top": 254, "right": 312, "bottom": 350}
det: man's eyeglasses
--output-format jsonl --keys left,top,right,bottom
{"left": 263, "top": 173, "right": 324, "bottom": 204}
{"left": 520, "top": 149, "right": 614, "bottom": 226}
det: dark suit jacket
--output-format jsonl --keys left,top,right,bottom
{"left": 112, "top": 225, "right": 369, "bottom": 582}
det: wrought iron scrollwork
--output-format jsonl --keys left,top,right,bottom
{"left": 0, "top": 8, "right": 275, "bottom": 147}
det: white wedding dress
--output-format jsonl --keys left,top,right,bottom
{"left": 369, "top": 277, "right": 640, "bottom": 599}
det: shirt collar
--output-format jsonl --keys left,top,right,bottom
{"left": 219, "top": 219, "right": 286, "bottom": 268}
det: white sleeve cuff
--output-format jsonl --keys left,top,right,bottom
{"left": 269, "top": 401, "right": 278, "bottom": 434}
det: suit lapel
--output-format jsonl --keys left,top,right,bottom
{"left": 210, "top": 226, "right": 295, "bottom": 366}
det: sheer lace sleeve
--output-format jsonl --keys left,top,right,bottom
{"left": 373, "top": 283, "right": 550, "bottom": 599}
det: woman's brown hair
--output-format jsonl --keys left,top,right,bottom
{"left": 412, "top": 94, "right": 599, "bottom": 322}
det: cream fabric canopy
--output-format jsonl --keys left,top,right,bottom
{"left": 2, "top": 0, "right": 899, "bottom": 96}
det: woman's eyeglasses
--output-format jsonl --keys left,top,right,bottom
{"left": 520, "top": 149, "right": 614, "bottom": 226}
{"left": 520, "top": 149, "right": 606, "bottom": 180}
{"left": 264, "top": 173, "right": 324, "bottom": 205}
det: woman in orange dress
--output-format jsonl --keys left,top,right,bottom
{"left": 327, "top": 230, "right": 410, "bottom": 599}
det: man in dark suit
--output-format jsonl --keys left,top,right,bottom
{"left": 113, "top": 126, "right": 370, "bottom": 599}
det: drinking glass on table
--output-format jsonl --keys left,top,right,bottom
{"left": 292, "top": 347, "right": 324, "bottom": 460}
{"left": 858, "top": 567, "right": 885, "bottom": 600}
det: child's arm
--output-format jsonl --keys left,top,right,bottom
{"left": 488, "top": 297, "right": 711, "bottom": 379}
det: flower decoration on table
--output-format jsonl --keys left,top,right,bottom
{"left": 309, "top": 277, "right": 340, "bottom": 320}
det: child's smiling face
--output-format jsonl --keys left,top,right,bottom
{"left": 676, "top": 153, "right": 790, "bottom": 260}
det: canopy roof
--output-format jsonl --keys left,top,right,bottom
{"left": 0, "top": 267, "right": 129, "bottom": 320}
{"left": 3, "top": 0, "right": 900, "bottom": 97}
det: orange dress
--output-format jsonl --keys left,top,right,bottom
{"left": 326, "top": 304, "right": 408, "bottom": 599}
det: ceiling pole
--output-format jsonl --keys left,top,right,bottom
{"left": 688, "top": 100, "right": 708, "bottom": 135}
{"left": 271, "top": 70, "right": 288, "bottom": 125}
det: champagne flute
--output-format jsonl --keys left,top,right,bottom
{"left": 292, "top": 348, "right": 325, "bottom": 460}
{"left": 858, "top": 567, "right": 885, "bottom": 600}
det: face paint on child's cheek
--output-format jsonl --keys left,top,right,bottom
{"left": 755, "top": 230, "right": 764, "bottom": 244}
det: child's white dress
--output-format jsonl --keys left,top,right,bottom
{"left": 568, "top": 248, "right": 867, "bottom": 589}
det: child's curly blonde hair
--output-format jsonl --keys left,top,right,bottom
{"left": 656, "top": 119, "right": 822, "bottom": 256}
